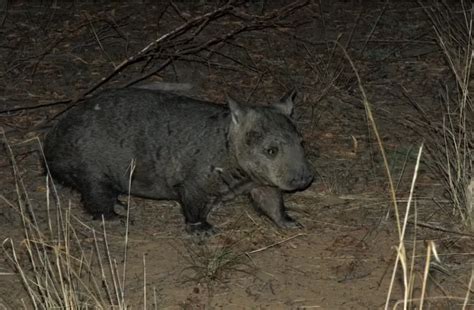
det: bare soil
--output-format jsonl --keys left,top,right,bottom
{"left": 0, "top": 1, "right": 472, "bottom": 309}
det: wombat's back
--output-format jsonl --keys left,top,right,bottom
{"left": 44, "top": 88, "right": 230, "bottom": 191}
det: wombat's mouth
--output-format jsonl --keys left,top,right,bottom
{"left": 280, "top": 172, "right": 314, "bottom": 192}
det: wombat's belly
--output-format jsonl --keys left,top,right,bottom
{"left": 129, "top": 169, "right": 179, "bottom": 201}
{"left": 130, "top": 186, "right": 178, "bottom": 201}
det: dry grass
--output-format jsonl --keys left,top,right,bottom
{"left": 338, "top": 4, "right": 473, "bottom": 304}
{"left": 411, "top": 2, "right": 473, "bottom": 230}
{"left": 180, "top": 238, "right": 254, "bottom": 286}
{"left": 351, "top": 58, "right": 472, "bottom": 308}
{"left": 1, "top": 136, "right": 144, "bottom": 309}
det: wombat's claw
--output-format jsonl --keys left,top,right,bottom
{"left": 114, "top": 202, "right": 128, "bottom": 210}
{"left": 113, "top": 203, "right": 130, "bottom": 218}
{"left": 278, "top": 215, "right": 304, "bottom": 229}
{"left": 186, "top": 221, "right": 218, "bottom": 237}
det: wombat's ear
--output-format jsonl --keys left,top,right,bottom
{"left": 227, "top": 95, "right": 245, "bottom": 125}
{"left": 274, "top": 88, "right": 296, "bottom": 117}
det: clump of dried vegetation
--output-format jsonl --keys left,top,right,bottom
{"left": 423, "top": 2, "right": 473, "bottom": 230}
{"left": 405, "top": 2, "right": 473, "bottom": 230}
{"left": 2, "top": 137, "right": 144, "bottom": 309}
{"left": 180, "top": 238, "right": 253, "bottom": 287}
{"left": 386, "top": 7, "right": 471, "bottom": 310}
{"left": 339, "top": 2, "right": 473, "bottom": 308}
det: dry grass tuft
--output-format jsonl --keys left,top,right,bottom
{"left": 413, "top": 2, "right": 473, "bottom": 229}
{"left": 179, "top": 236, "right": 255, "bottom": 287}
{"left": 337, "top": 4, "right": 473, "bottom": 303}
{"left": 1, "top": 136, "right": 143, "bottom": 309}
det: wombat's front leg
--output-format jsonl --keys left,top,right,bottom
{"left": 250, "top": 186, "right": 301, "bottom": 228}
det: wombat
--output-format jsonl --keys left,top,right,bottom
{"left": 44, "top": 88, "right": 314, "bottom": 234}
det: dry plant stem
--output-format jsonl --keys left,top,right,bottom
{"left": 77, "top": 1, "right": 237, "bottom": 100}
{"left": 55, "top": 247, "right": 104, "bottom": 306}
{"left": 419, "top": 241, "right": 433, "bottom": 310}
{"left": 407, "top": 206, "right": 418, "bottom": 309}
{"left": 68, "top": 225, "right": 107, "bottom": 307}
{"left": 385, "top": 145, "right": 424, "bottom": 310}
{"left": 53, "top": 221, "right": 81, "bottom": 304}
{"left": 398, "top": 244, "right": 409, "bottom": 309}
{"left": 46, "top": 175, "right": 53, "bottom": 234}
{"left": 123, "top": 58, "right": 173, "bottom": 88}
{"left": 360, "top": 0, "right": 389, "bottom": 55}
{"left": 105, "top": 0, "right": 312, "bottom": 89}
{"left": 1, "top": 1, "right": 310, "bottom": 116}
{"left": 56, "top": 212, "right": 67, "bottom": 306}
{"left": 408, "top": 221, "right": 474, "bottom": 238}
{"left": 143, "top": 254, "right": 147, "bottom": 310}
{"left": 120, "top": 158, "right": 136, "bottom": 306}
{"left": 401, "top": 145, "right": 424, "bottom": 241}
{"left": 113, "top": 259, "right": 124, "bottom": 308}
{"left": 38, "top": 139, "right": 62, "bottom": 236}
{"left": 463, "top": 268, "right": 474, "bottom": 310}
{"left": 127, "top": 0, "right": 309, "bottom": 89}
{"left": 335, "top": 42, "right": 401, "bottom": 237}
{"left": 102, "top": 217, "right": 121, "bottom": 307}
{"left": 87, "top": 13, "right": 116, "bottom": 68}
{"left": 393, "top": 296, "right": 469, "bottom": 309}
{"left": 316, "top": 0, "right": 328, "bottom": 50}
{"left": 8, "top": 2, "right": 236, "bottom": 117}
{"left": 395, "top": 146, "right": 413, "bottom": 193}
{"left": 153, "top": 287, "right": 158, "bottom": 310}
{"left": 93, "top": 228, "right": 113, "bottom": 305}
{"left": 246, "top": 233, "right": 306, "bottom": 255}
{"left": 2, "top": 135, "right": 45, "bottom": 303}
{"left": 2, "top": 239, "right": 38, "bottom": 309}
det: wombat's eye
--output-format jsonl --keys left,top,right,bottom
{"left": 266, "top": 146, "right": 279, "bottom": 157}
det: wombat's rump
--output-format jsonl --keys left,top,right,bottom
{"left": 44, "top": 88, "right": 313, "bottom": 234}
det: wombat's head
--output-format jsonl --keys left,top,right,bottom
{"left": 228, "top": 90, "right": 314, "bottom": 191}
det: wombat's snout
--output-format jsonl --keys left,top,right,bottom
{"left": 289, "top": 167, "right": 314, "bottom": 191}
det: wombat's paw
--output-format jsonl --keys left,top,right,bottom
{"left": 277, "top": 215, "right": 304, "bottom": 229}
{"left": 113, "top": 203, "right": 129, "bottom": 216}
{"left": 92, "top": 211, "right": 121, "bottom": 221}
{"left": 186, "top": 221, "right": 218, "bottom": 237}
{"left": 114, "top": 202, "right": 128, "bottom": 210}
{"left": 110, "top": 203, "right": 135, "bottom": 224}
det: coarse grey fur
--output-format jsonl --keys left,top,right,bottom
{"left": 44, "top": 88, "right": 313, "bottom": 234}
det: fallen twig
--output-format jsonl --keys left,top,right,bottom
{"left": 407, "top": 220, "right": 474, "bottom": 238}
{"left": 246, "top": 233, "right": 306, "bottom": 255}
{"left": 0, "top": 0, "right": 311, "bottom": 118}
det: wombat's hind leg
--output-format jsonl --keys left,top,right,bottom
{"left": 79, "top": 181, "right": 120, "bottom": 220}
{"left": 250, "top": 186, "right": 302, "bottom": 229}
{"left": 178, "top": 186, "right": 216, "bottom": 236}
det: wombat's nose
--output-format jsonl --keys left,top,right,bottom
{"left": 291, "top": 169, "right": 314, "bottom": 190}
{"left": 302, "top": 170, "right": 314, "bottom": 187}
